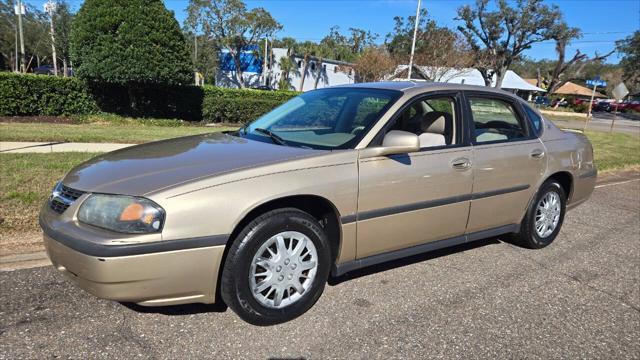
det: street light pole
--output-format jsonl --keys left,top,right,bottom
{"left": 15, "top": 0, "right": 26, "bottom": 73}
{"left": 14, "top": 23, "right": 19, "bottom": 72}
{"left": 407, "top": 0, "right": 422, "bottom": 80}
{"left": 44, "top": 0, "right": 58, "bottom": 76}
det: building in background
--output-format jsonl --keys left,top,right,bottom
{"left": 388, "top": 65, "right": 545, "bottom": 100}
{"left": 216, "top": 45, "right": 264, "bottom": 89}
{"left": 216, "top": 47, "right": 355, "bottom": 91}
{"left": 526, "top": 80, "right": 607, "bottom": 100}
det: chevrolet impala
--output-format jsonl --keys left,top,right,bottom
{"left": 40, "top": 82, "right": 597, "bottom": 325}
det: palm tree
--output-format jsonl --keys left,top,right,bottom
{"left": 278, "top": 55, "right": 294, "bottom": 90}
{"left": 296, "top": 42, "right": 317, "bottom": 91}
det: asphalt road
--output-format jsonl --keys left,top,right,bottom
{"left": 1, "top": 180, "right": 639, "bottom": 359}
{"left": 552, "top": 116, "right": 640, "bottom": 136}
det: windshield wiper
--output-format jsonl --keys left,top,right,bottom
{"left": 254, "top": 128, "right": 288, "bottom": 146}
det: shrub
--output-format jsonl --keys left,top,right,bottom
{"left": 86, "top": 82, "right": 204, "bottom": 121}
{"left": 201, "top": 85, "right": 297, "bottom": 123}
{"left": 202, "top": 97, "right": 285, "bottom": 123}
{"left": 70, "top": 0, "right": 192, "bottom": 86}
{"left": 202, "top": 85, "right": 297, "bottom": 102}
{"left": 0, "top": 72, "right": 298, "bottom": 122}
{"left": 572, "top": 103, "right": 589, "bottom": 113}
{"left": 0, "top": 73, "right": 97, "bottom": 116}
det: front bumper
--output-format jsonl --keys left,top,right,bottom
{"left": 40, "top": 202, "right": 227, "bottom": 306}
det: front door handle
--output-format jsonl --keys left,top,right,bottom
{"left": 530, "top": 149, "right": 545, "bottom": 159}
{"left": 451, "top": 157, "right": 471, "bottom": 170}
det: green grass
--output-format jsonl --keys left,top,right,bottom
{"left": 585, "top": 131, "right": 640, "bottom": 171}
{"left": 0, "top": 152, "right": 100, "bottom": 235}
{"left": 0, "top": 122, "right": 236, "bottom": 144}
{"left": 544, "top": 114, "right": 588, "bottom": 122}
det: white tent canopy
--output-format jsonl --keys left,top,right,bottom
{"left": 390, "top": 66, "right": 546, "bottom": 92}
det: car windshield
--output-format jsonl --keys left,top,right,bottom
{"left": 241, "top": 88, "right": 402, "bottom": 150}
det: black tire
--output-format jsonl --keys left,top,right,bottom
{"left": 512, "top": 180, "right": 567, "bottom": 249}
{"left": 220, "top": 208, "right": 331, "bottom": 326}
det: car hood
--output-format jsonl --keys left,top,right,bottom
{"left": 63, "top": 132, "right": 322, "bottom": 196}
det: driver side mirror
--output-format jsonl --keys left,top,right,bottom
{"left": 360, "top": 130, "right": 420, "bottom": 158}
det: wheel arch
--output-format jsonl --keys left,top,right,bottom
{"left": 546, "top": 171, "right": 574, "bottom": 202}
{"left": 215, "top": 194, "right": 344, "bottom": 301}
{"left": 520, "top": 170, "right": 574, "bottom": 225}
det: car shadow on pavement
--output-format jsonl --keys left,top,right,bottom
{"left": 120, "top": 301, "right": 228, "bottom": 316}
{"left": 328, "top": 237, "right": 503, "bottom": 286}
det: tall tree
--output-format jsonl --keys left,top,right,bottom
{"left": 318, "top": 26, "right": 375, "bottom": 63}
{"left": 277, "top": 53, "right": 294, "bottom": 90}
{"left": 71, "top": 0, "right": 192, "bottom": 85}
{"left": 0, "top": 1, "right": 50, "bottom": 71}
{"left": 543, "top": 24, "right": 613, "bottom": 94}
{"left": 354, "top": 47, "right": 395, "bottom": 82}
{"left": 386, "top": 10, "right": 472, "bottom": 81}
{"left": 456, "top": 0, "right": 567, "bottom": 88}
{"left": 185, "top": 31, "right": 219, "bottom": 84}
{"left": 52, "top": 1, "right": 73, "bottom": 76}
{"left": 616, "top": 31, "right": 640, "bottom": 93}
{"left": 295, "top": 41, "right": 318, "bottom": 90}
{"left": 186, "top": 0, "right": 281, "bottom": 88}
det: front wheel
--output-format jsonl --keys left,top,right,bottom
{"left": 220, "top": 208, "right": 331, "bottom": 326}
{"left": 512, "top": 180, "right": 567, "bottom": 249}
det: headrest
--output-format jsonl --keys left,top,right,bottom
{"left": 420, "top": 111, "right": 450, "bottom": 135}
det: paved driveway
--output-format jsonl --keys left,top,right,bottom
{"left": 1, "top": 180, "right": 638, "bottom": 359}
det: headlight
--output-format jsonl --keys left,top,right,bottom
{"left": 78, "top": 194, "right": 165, "bottom": 234}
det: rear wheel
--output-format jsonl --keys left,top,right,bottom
{"left": 512, "top": 180, "right": 567, "bottom": 249}
{"left": 220, "top": 208, "right": 331, "bottom": 326}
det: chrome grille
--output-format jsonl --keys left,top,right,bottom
{"left": 49, "top": 184, "right": 85, "bottom": 214}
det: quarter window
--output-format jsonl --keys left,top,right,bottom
{"left": 469, "top": 98, "right": 527, "bottom": 143}
{"left": 522, "top": 104, "right": 543, "bottom": 135}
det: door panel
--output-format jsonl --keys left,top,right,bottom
{"left": 467, "top": 139, "right": 546, "bottom": 232}
{"left": 356, "top": 148, "right": 473, "bottom": 258}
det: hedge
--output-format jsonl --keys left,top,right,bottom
{"left": 0, "top": 73, "right": 98, "bottom": 116}
{"left": 0, "top": 72, "right": 298, "bottom": 123}
{"left": 201, "top": 85, "right": 296, "bottom": 123}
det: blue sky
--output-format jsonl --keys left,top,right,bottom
{"left": 26, "top": 0, "right": 639, "bottom": 63}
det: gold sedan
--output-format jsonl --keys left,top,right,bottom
{"left": 40, "top": 82, "right": 596, "bottom": 325}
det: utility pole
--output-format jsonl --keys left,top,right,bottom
{"left": 194, "top": 34, "right": 198, "bottom": 85}
{"left": 263, "top": 38, "right": 268, "bottom": 86}
{"left": 44, "top": 0, "right": 58, "bottom": 76}
{"left": 407, "top": 0, "right": 422, "bottom": 80}
{"left": 14, "top": 23, "right": 19, "bottom": 72}
{"left": 15, "top": 0, "right": 26, "bottom": 73}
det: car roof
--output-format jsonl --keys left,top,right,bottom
{"left": 334, "top": 81, "right": 518, "bottom": 98}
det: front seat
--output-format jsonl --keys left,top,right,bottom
{"left": 418, "top": 111, "right": 453, "bottom": 148}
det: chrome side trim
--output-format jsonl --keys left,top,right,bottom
{"left": 352, "top": 185, "right": 530, "bottom": 222}
{"left": 471, "top": 184, "right": 530, "bottom": 200}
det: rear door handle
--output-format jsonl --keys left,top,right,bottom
{"left": 451, "top": 157, "right": 471, "bottom": 170}
{"left": 530, "top": 149, "right": 545, "bottom": 159}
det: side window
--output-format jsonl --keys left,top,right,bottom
{"left": 522, "top": 104, "right": 543, "bottom": 135}
{"left": 390, "top": 96, "right": 457, "bottom": 148}
{"left": 469, "top": 98, "right": 527, "bottom": 143}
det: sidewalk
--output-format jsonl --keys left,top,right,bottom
{"left": 0, "top": 141, "right": 135, "bottom": 153}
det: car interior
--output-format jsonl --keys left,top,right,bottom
{"left": 390, "top": 97, "right": 456, "bottom": 148}
{"left": 469, "top": 98, "right": 526, "bottom": 143}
